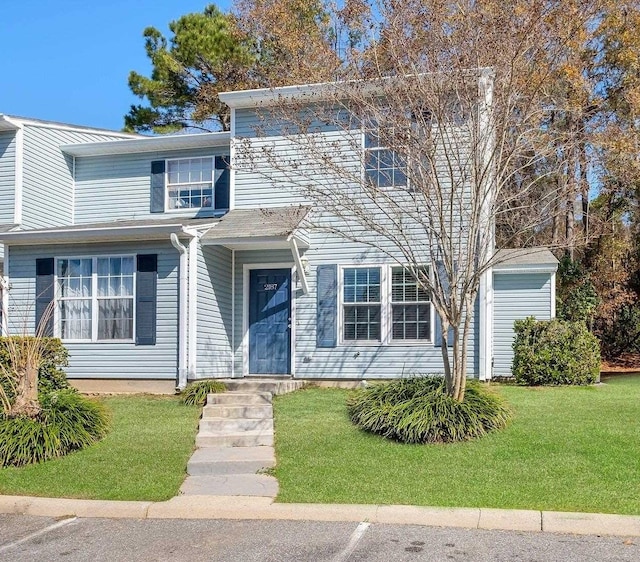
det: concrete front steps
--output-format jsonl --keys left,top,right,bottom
{"left": 180, "top": 379, "right": 304, "bottom": 498}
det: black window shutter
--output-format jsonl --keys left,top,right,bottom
{"left": 35, "top": 258, "right": 54, "bottom": 337}
{"left": 150, "top": 160, "right": 166, "bottom": 213}
{"left": 316, "top": 264, "right": 338, "bottom": 348}
{"left": 136, "top": 254, "right": 158, "bottom": 345}
{"left": 214, "top": 156, "right": 230, "bottom": 210}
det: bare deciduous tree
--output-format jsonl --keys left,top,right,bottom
{"left": 234, "top": 1, "right": 602, "bottom": 400}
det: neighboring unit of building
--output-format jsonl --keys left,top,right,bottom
{"left": 0, "top": 81, "right": 557, "bottom": 392}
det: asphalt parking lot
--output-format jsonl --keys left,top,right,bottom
{"left": 1, "top": 515, "right": 638, "bottom": 562}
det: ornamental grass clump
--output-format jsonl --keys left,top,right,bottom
{"left": 180, "top": 379, "right": 227, "bottom": 406}
{"left": 0, "top": 389, "right": 110, "bottom": 467}
{"left": 347, "top": 377, "right": 511, "bottom": 444}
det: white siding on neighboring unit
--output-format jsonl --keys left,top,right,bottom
{"left": 7, "top": 241, "right": 180, "bottom": 380}
{"left": 492, "top": 272, "right": 552, "bottom": 376}
{"left": 0, "top": 131, "right": 16, "bottom": 226}
{"left": 21, "top": 125, "right": 123, "bottom": 229}
{"left": 196, "top": 243, "right": 233, "bottom": 378}
{"left": 74, "top": 147, "right": 230, "bottom": 224}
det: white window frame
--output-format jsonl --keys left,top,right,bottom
{"left": 165, "top": 156, "right": 216, "bottom": 212}
{"left": 338, "top": 264, "right": 434, "bottom": 346}
{"left": 362, "top": 120, "right": 409, "bottom": 191}
{"left": 389, "top": 265, "right": 433, "bottom": 344}
{"left": 340, "top": 265, "right": 384, "bottom": 344}
{"left": 54, "top": 254, "right": 136, "bottom": 343}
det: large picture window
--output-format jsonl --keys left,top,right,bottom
{"left": 56, "top": 256, "right": 135, "bottom": 341}
{"left": 343, "top": 267, "right": 381, "bottom": 341}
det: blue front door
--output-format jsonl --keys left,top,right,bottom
{"left": 249, "top": 269, "right": 291, "bottom": 374}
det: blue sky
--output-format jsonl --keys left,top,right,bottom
{"left": 1, "top": 1, "right": 231, "bottom": 132}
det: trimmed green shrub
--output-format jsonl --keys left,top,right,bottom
{"left": 0, "top": 389, "right": 110, "bottom": 467}
{"left": 0, "top": 337, "right": 70, "bottom": 400}
{"left": 181, "top": 379, "right": 227, "bottom": 406}
{"left": 512, "top": 317, "right": 600, "bottom": 385}
{"left": 347, "top": 377, "right": 511, "bottom": 444}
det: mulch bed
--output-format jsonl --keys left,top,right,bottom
{"left": 601, "top": 353, "right": 640, "bottom": 374}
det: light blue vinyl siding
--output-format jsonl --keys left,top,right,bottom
{"left": 6, "top": 241, "right": 180, "bottom": 380}
{"left": 0, "top": 131, "right": 16, "bottom": 226}
{"left": 196, "top": 244, "right": 233, "bottom": 378}
{"left": 492, "top": 272, "right": 552, "bottom": 376}
{"left": 21, "top": 125, "right": 123, "bottom": 229}
{"left": 74, "top": 147, "right": 230, "bottom": 224}
{"left": 231, "top": 237, "right": 479, "bottom": 379}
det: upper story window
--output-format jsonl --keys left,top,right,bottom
{"left": 56, "top": 256, "right": 135, "bottom": 341}
{"left": 167, "top": 157, "right": 214, "bottom": 210}
{"left": 364, "top": 128, "right": 408, "bottom": 189}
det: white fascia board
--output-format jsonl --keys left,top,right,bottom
{"left": 0, "top": 224, "right": 199, "bottom": 245}
{"left": 61, "top": 132, "right": 230, "bottom": 157}
{"left": 201, "top": 234, "right": 310, "bottom": 250}
{"left": 1, "top": 115, "right": 137, "bottom": 138}
{"left": 493, "top": 264, "right": 558, "bottom": 274}
{"left": 218, "top": 68, "right": 495, "bottom": 109}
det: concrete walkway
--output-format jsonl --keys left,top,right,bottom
{"left": 1, "top": 494, "right": 640, "bottom": 537}
{"left": 180, "top": 379, "right": 303, "bottom": 497}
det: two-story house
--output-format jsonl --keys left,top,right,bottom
{"left": 0, "top": 79, "right": 557, "bottom": 393}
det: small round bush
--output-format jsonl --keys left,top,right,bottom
{"left": 0, "top": 389, "right": 110, "bottom": 467}
{"left": 512, "top": 317, "right": 600, "bottom": 385}
{"left": 181, "top": 380, "right": 227, "bottom": 406}
{"left": 347, "top": 377, "right": 511, "bottom": 444}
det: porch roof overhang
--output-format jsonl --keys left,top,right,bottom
{"left": 200, "top": 206, "right": 311, "bottom": 250}
{"left": 0, "top": 218, "right": 218, "bottom": 246}
{"left": 200, "top": 206, "right": 311, "bottom": 293}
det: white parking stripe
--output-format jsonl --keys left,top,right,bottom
{"left": 333, "top": 521, "right": 371, "bottom": 562}
{"left": 0, "top": 516, "right": 78, "bottom": 553}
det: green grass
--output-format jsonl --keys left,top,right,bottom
{"left": 0, "top": 395, "right": 200, "bottom": 501}
{"left": 272, "top": 376, "right": 640, "bottom": 515}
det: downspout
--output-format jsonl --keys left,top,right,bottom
{"left": 187, "top": 232, "right": 198, "bottom": 380}
{"left": 1, "top": 263, "right": 8, "bottom": 337}
{"left": 170, "top": 233, "right": 189, "bottom": 391}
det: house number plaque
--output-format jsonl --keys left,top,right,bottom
{"left": 264, "top": 283, "right": 278, "bottom": 290}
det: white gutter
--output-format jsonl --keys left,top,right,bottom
{"left": 0, "top": 223, "right": 211, "bottom": 245}
{"left": 1, "top": 269, "right": 8, "bottom": 337}
{"left": 187, "top": 230, "right": 198, "bottom": 380}
{"left": 170, "top": 233, "right": 189, "bottom": 391}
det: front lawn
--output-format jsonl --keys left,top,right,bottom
{"left": 0, "top": 395, "right": 200, "bottom": 501}
{"left": 273, "top": 376, "right": 640, "bottom": 515}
